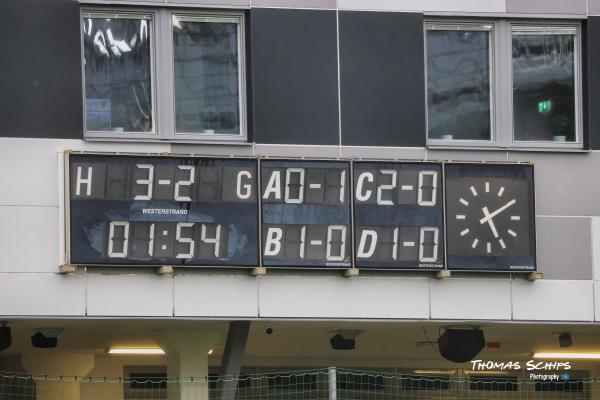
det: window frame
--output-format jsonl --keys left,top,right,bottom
{"left": 509, "top": 23, "right": 583, "bottom": 149}
{"left": 425, "top": 21, "right": 498, "bottom": 147}
{"left": 81, "top": 9, "right": 158, "bottom": 139}
{"left": 424, "top": 19, "right": 583, "bottom": 150}
{"left": 81, "top": 8, "right": 248, "bottom": 143}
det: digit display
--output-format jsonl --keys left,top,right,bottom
{"left": 445, "top": 163, "right": 536, "bottom": 272}
{"left": 260, "top": 160, "right": 352, "bottom": 268}
{"left": 68, "top": 154, "right": 259, "bottom": 266}
{"left": 353, "top": 162, "right": 444, "bottom": 270}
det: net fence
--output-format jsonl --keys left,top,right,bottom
{"left": 0, "top": 368, "right": 598, "bottom": 400}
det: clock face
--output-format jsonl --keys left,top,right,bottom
{"left": 445, "top": 164, "right": 536, "bottom": 271}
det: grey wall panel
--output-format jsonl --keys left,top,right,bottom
{"left": 430, "top": 278, "right": 511, "bottom": 320}
{"left": 167, "top": 0, "right": 250, "bottom": 6}
{"left": 587, "top": 18, "right": 600, "bottom": 149}
{"left": 536, "top": 217, "right": 592, "bottom": 280}
{"left": 338, "top": 0, "right": 506, "bottom": 13}
{"left": 506, "top": 0, "right": 586, "bottom": 15}
{"left": 250, "top": 8, "right": 339, "bottom": 145}
{"left": 252, "top": 0, "right": 336, "bottom": 8}
{"left": 508, "top": 151, "right": 600, "bottom": 216}
{"left": 512, "top": 280, "right": 594, "bottom": 321}
{"left": 339, "top": 11, "right": 425, "bottom": 147}
{"left": 0, "top": 0, "right": 83, "bottom": 139}
{"left": 591, "top": 0, "right": 600, "bottom": 15}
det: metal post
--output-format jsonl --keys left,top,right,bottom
{"left": 328, "top": 367, "right": 337, "bottom": 400}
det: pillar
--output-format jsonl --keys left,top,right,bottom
{"left": 155, "top": 329, "right": 221, "bottom": 400}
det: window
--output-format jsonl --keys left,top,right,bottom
{"left": 426, "top": 23, "right": 493, "bottom": 143}
{"left": 512, "top": 26, "right": 578, "bottom": 144}
{"left": 426, "top": 21, "right": 582, "bottom": 149}
{"left": 82, "top": 9, "right": 246, "bottom": 141}
{"left": 82, "top": 12, "right": 154, "bottom": 134}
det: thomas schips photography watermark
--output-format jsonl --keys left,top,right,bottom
{"left": 471, "top": 360, "right": 573, "bottom": 381}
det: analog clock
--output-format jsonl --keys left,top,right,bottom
{"left": 445, "top": 164, "right": 536, "bottom": 271}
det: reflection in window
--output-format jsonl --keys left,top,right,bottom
{"left": 512, "top": 32, "right": 576, "bottom": 142}
{"left": 427, "top": 28, "right": 491, "bottom": 141}
{"left": 83, "top": 16, "right": 153, "bottom": 133}
{"left": 173, "top": 16, "right": 240, "bottom": 135}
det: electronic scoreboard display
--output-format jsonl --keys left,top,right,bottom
{"left": 353, "top": 162, "right": 444, "bottom": 270}
{"left": 65, "top": 153, "right": 536, "bottom": 272}
{"left": 67, "top": 154, "right": 259, "bottom": 266}
{"left": 260, "top": 160, "right": 352, "bottom": 268}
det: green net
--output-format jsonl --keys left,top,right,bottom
{"left": 0, "top": 368, "right": 596, "bottom": 400}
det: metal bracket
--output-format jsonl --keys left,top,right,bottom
{"left": 157, "top": 265, "right": 174, "bottom": 275}
{"left": 344, "top": 268, "right": 359, "bottom": 278}
{"left": 251, "top": 267, "right": 267, "bottom": 276}
{"left": 58, "top": 264, "right": 77, "bottom": 274}
{"left": 435, "top": 270, "right": 452, "bottom": 279}
{"left": 527, "top": 272, "right": 543, "bottom": 281}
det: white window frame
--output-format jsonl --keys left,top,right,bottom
{"left": 425, "top": 20, "right": 583, "bottom": 150}
{"left": 81, "top": 8, "right": 248, "bottom": 143}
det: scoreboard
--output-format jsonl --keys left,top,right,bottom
{"left": 261, "top": 160, "right": 351, "bottom": 268}
{"left": 67, "top": 154, "right": 258, "bottom": 266}
{"left": 353, "top": 162, "right": 444, "bottom": 270}
{"left": 63, "top": 153, "right": 536, "bottom": 272}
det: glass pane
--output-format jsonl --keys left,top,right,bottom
{"left": 83, "top": 17, "right": 153, "bottom": 133}
{"left": 427, "top": 29, "right": 491, "bottom": 141}
{"left": 173, "top": 17, "right": 240, "bottom": 135}
{"left": 512, "top": 33, "right": 576, "bottom": 142}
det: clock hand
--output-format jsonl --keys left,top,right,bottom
{"left": 481, "top": 207, "right": 499, "bottom": 238}
{"left": 479, "top": 199, "right": 516, "bottom": 225}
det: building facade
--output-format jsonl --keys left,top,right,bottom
{"left": 2, "top": 0, "right": 600, "bottom": 398}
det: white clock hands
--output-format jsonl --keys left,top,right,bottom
{"left": 479, "top": 199, "right": 516, "bottom": 225}
{"left": 481, "top": 207, "right": 499, "bottom": 238}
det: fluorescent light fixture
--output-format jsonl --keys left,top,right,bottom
{"left": 413, "top": 370, "right": 455, "bottom": 375}
{"left": 208, "top": 349, "right": 214, "bottom": 355}
{"left": 533, "top": 352, "right": 600, "bottom": 360}
{"left": 107, "top": 347, "right": 165, "bottom": 355}
{"left": 465, "top": 370, "right": 511, "bottom": 376}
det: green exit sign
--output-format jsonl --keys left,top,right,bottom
{"left": 538, "top": 99, "right": 552, "bottom": 113}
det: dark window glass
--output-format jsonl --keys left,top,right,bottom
{"left": 512, "top": 33, "right": 576, "bottom": 142}
{"left": 427, "top": 28, "right": 491, "bottom": 141}
{"left": 83, "top": 16, "right": 153, "bottom": 133}
{"left": 173, "top": 16, "right": 240, "bottom": 135}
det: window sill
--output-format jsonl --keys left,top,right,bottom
{"left": 426, "top": 144, "right": 588, "bottom": 153}
{"left": 83, "top": 136, "right": 254, "bottom": 146}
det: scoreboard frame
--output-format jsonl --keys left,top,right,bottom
{"left": 59, "top": 151, "right": 537, "bottom": 273}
